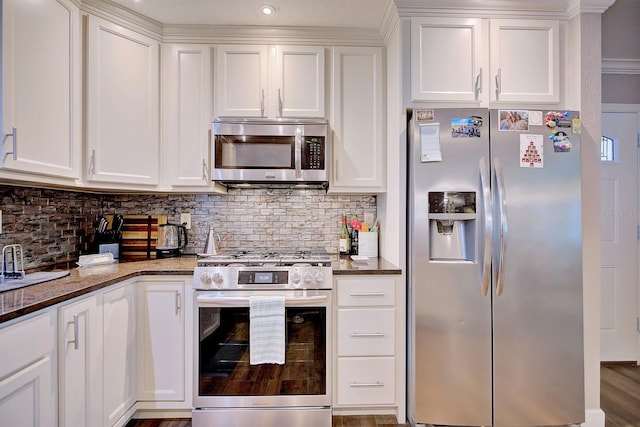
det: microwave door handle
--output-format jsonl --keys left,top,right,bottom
{"left": 295, "top": 128, "right": 302, "bottom": 179}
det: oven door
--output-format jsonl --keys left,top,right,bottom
{"left": 193, "top": 289, "right": 332, "bottom": 409}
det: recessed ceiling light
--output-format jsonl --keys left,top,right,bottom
{"left": 260, "top": 4, "right": 275, "bottom": 15}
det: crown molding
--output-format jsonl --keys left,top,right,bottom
{"left": 81, "top": 0, "right": 384, "bottom": 46}
{"left": 394, "top": 0, "right": 616, "bottom": 19}
{"left": 160, "top": 25, "right": 384, "bottom": 46}
{"left": 602, "top": 58, "right": 640, "bottom": 75}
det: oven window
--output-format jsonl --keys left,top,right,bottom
{"left": 215, "top": 135, "right": 295, "bottom": 169}
{"left": 198, "top": 306, "right": 326, "bottom": 396}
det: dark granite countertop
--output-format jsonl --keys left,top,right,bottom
{"left": 332, "top": 256, "right": 402, "bottom": 275}
{"left": 0, "top": 257, "right": 197, "bottom": 324}
{"left": 1, "top": 256, "right": 402, "bottom": 324}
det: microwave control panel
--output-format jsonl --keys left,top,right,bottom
{"left": 302, "top": 137, "right": 325, "bottom": 170}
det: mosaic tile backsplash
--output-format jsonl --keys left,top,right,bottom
{"left": 0, "top": 185, "right": 376, "bottom": 270}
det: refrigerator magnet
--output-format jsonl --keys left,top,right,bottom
{"left": 499, "top": 110, "right": 529, "bottom": 131}
{"left": 520, "top": 134, "right": 544, "bottom": 168}
{"left": 415, "top": 109, "right": 435, "bottom": 121}
{"left": 550, "top": 131, "right": 572, "bottom": 152}
{"left": 451, "top": 117, "right": 481, "bottom": 138}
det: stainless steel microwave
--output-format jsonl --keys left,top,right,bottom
{"left": 213, "top": 118, "right": 329, "bottom": 188}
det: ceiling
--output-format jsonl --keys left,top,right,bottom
{"left": 108, "top": 0, "right": 392, "bottom": 29}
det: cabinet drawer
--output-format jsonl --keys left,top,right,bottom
{"left": 337, "top": 309, "right": 395, "bottom": 356}
{"left": 336, "top": 357, "right": 395, "bottom": 405}
{"left": 336, "top": 277, "right": 395, "bottom": 307}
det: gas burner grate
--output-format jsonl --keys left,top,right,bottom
{"left": 197, "top": 249, "right": 331, "bottom": 267}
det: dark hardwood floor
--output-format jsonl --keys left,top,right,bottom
{"left": 125, "top": 415, "right": 408, "bottom": 427}
{"left": 126, "top": 364, "right": 639, "bottom": 427}
{"left": 601, "top": 363, "right": 640, "bottom": 427}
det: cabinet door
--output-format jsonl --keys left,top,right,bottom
{"left": 330, "top": 47, "right": 385, "bottom": 193}
{"left": 136, "top": 280, "right": 185, "bottom": 402}
{"left": 103, "top": 283, "right": 136, "bottom": 426}
{"left": 215, "top": 45, "right": 268, "bottom": 117}
{"left": 86, "top": 15, "right": 160, "bottom": 187}
{"left": 162, "top": 44, "right": 212, "bottom": 189}
{"left": 272, "top": 46, "right": 325, "bottom": 117}
{"left": 0, "top": 311, "right": 57, "bottom": 427}
{"left": 490, "top": 19, "right": 559, "bottom": 103}
{"left": 59, "top": 295, "right": 102, "bottom": 427}
{"left": 410, "top": 18, "right": 485, "bottom": 103}
{"left": 1, "top": 0, "right": 81, "bottom": 182}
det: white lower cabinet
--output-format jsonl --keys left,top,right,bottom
{"left": 333, "top": 275, "right": 405, "bottom": 420}
{"left": 103, "top": 282, "right": 137, "bottom": 426}
{"left": 58, "top": 294, "right": 103, "bottom": 427}
{"left": 0, "top": 310, "right": 57, "bottom": 427}
{"left": 136, "top": 278, "right": 192, "bottom": 408}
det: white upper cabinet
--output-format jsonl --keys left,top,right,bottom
{"left": 86, "top": 15, "right": 160, "bottom": 188}
{"left": 162, "top": 44, "right": 212, "bottom": 189}
{"left": 411, "top": 18, "right": 485, "bottom": 103}
{"left": 271, "top": 46, "right": 325, "bottom": 117}
{"left": 489, "top": 19, "right": 559, "bottom": 103}
{"left": 411, "top": 17, "right": 560, "bottom": 105}
{"left": 1, "top": 0, "right": 81, "bottom": 183}
{"left": 330, "top": 46, "right": 385, "bottom": 193}
{"left": 215, "top": 45, "right": 325, "bottom": 118}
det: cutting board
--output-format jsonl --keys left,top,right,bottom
{"left": 107, "top": 215, "right": 168, "bottom": 260}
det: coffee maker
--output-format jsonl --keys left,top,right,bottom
{"left": 156, "top": 222, "right": 188, "bottom": 258}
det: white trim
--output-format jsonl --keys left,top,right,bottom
{"left": 602, "top": 103, "right": 640, "bottom": 113}
{"left": 582, "top": 408, "right": 605, "bottom": 427}
{"left": 602, "top": 59, "right": 640, "bottom": 75}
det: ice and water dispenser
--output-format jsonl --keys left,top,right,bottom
{"left": 428, "top": 191, "right": 477, "bottom": 261}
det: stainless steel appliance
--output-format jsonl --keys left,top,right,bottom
{"left": 213, "top": 118, "right": 329, "bottom": 188}
{"left": 192, "top": 249, "right": 333, "bottom": 427}
{"left": 156, "top": 222, "right": 188, "bottom": 258}
{"left": 407, "top": 108, "right": 584, "bottom": 426}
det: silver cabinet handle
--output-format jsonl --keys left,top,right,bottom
{"left": 349, "top": 292, "right": 385, "bottom": 297}
{"left": 474, "top": 68, "right": 483, "bottom": 100}
{"left": 495, "top": 68, "right": 502, "bottom": 100}
{"left": 349, "top": 381, "right": 384, "bottom": 387}
{"left": 278, "top": 88, "right": 283, "bottom": 117}
{"left": 479, "top": 157, "right": 492, "bottom": 296}
{"left": 494, "top": 158, "right": 507, "bottom": 296}
{"left": 73, "top": 313, "right": 79, "bottom": 350}
{"left": 175, "top": 290, "right": 181, "bottom": 315}
{"left": 260, "top": 89, "right": 265, "bottom": 117}
{"left": 2, "top": 127, "right": 17, "bottom": 164}
{"left": 202, "top": 158, "right": 208, "bottom": 181}
{"left": 88, "top": 149, "right": 96, "bottom": 178}
{"left": 350, "top": 332, "right": 385, "bottom": 337}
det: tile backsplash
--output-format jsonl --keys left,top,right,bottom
{"left": 0, "top": 185, "right": 376, "bottom": 270}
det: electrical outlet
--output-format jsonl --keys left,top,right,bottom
{"left": 180, "top": 213, "right": 191, "bottom": 229}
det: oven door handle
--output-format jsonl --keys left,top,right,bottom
{"left": 196, "top": 295, "right": 328, "bottom": 307}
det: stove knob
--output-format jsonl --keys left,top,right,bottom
{"left": 315, "top": 270, "right": 324, "bottom": 282}
{"left": 212, "top": 272, "right": 224, "bottom": 285}
{"left": 292, "top": 271, "right": 301, "bottom": 284}
{"left": 303, "top": 271, "right": 313, "bottom": 283}
{"left": 199, "top": 271, "right": 213, "bottom": 284}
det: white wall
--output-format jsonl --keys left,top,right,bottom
{"left": 574, "top": 11, "right": 605, "bottom": 425}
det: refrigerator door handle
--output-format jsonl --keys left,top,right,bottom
{"left": 494, "top": 158, "right": 508, "bottom": 296}
{"left": 479, "top": 157, "right": 492, "bottom": 296}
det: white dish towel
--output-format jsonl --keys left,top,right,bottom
{"left": 249, "top": 296, "right": 286, "bottom": 365}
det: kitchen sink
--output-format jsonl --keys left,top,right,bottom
{"left": 0, "top": 271, "right": 70, "bottom": 292}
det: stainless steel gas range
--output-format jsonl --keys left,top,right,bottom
{"left": 192, "top": 249, "right": 333, "bottom": 427}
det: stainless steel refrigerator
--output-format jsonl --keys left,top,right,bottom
{"left": 407, "top": 108, "right": 584, "bottom": 427}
